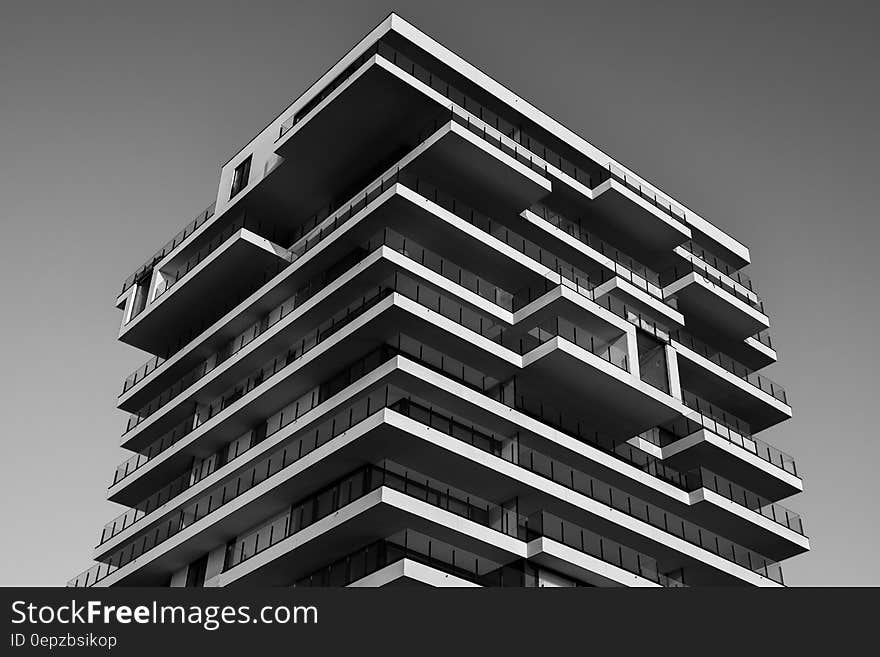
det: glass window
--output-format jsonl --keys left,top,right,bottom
{"left": 230, "top": 156, "right": 252, "bottom": 198}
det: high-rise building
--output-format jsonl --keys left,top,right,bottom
{"left": 69, "top": 13, "right": 807, "bottom": 588}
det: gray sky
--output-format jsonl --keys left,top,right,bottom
{"left": 1, "top": 0, "right": 877, "bottom": 586}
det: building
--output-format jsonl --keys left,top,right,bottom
{"left": 68, "top": 13, "right": 807, "bottom": 588}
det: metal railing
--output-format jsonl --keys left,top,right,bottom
{"left": 151, "top": 216, "right": 293, "bottom": 303}
{"left": 661, "top": 259, "right": 765, "bottom": 312}
{"left": 86, "top": 364, "right": 791, "bottom": 587}
{"left": 101, "top": 346, "right": 399, "bottom": 545}
{"left": 528, "top": 202, "right": 664, "bottom": 297}
{"left": 670, "top": 330, "right": 787, "bottom": 404}
{"left": 679, "top": 241, "right": 755, "bottom": 292}
{"left": 674, "top": 391, "right": 798, "bottom": 477}
{"left": 120, "top": 202, "right": 216, "bottom": 296}
{"left": 391, "top": 399, "right": 785, "bottom": 583}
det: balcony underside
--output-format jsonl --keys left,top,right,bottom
{"left": 691, "top": 330, "right": 777, "bottom": 372}
{"left": 592, "top": 277, "right": 684, "bottom": 328}
{"left": 689, "top": 491, "right": 808, "bottom": 561}
{"left": 739, "top": 336, "right": 778, "bottom": 370}
{"left": 520, "top": 339, "right": 683, "bottom": 441}
{"left": 99, "top": 397, "right": 782, "bottom": 586}
{"left": 111, "top": 294, "right": 522, "bottom": 500}
{"left": 104, "top": 357, "right": 792, "bottom": 565}
{"left": 223, "top": 418, "right": 774, "bottom": 586}
{"left": 119, "top": 231, "right": 289, "bottom": 353}
{"left": 113, "top": 291, "right": 669, "bottom": 506}
{"left": 545, "top": 174, "right": 692, "bottom": 266}
{"left": 268, "top": 57, "right": 443, "bottom": 219}
{"left": 403, "top": 121, "right": 551, "bottom": 216}
{"left": 676, "top": 353, "right": 791, "bottom": 433}
{"left": 659, "top": 429, "right": 802, "bottom": 502}
{"left": 116, "top": 218, "right": 645, "bottom": 459}
{"left": 665, "top": 273, "right": 769, "bottom": 341}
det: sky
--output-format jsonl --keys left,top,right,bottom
{"left": 0, "top": 0, "right": 877, "bottom": 586}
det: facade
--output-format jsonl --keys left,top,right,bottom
{"left": 69, "top": 14, "right": 807, "bottom": 588}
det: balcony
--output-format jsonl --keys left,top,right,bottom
{"left": 295, "top": 534, "right": 494, "bottom": 587}
{"left": 85, "top": 363, "right": 785, "bottom": 587}
{"left": 671, "top": 332, "right": 791, "bottom": 432}
{"left": 662, "top": 260, "right": 769, "bottom": 342}
{"left": 115, "top": 175, "right": 694, "bottom": 457}
{"left": 214, "top": 407, "right": 784, "bottom": 586}
{"left": 118, "top": 202, "right": 215, "bottom": 300}
{"left": 522, "top": 204, "right": 664, "bottom": 296}
{"left": 677, "top": 241, "right": 758, "bottom": 299}
{"left": 648, "top": 392, "right": 801, "bottom": 501}
{"left": 277, "top": 41, "right": 695, "bottom": 262}
{"left": 103, "top": 330, "right": 665, "bottom": 558}
{"left": 219, "top": 464, "right": 683, "bottom": 588}
{"left": 99, "top": 334, "right": 712, "bottom": 559}
{"left": 120, "top": 224, "right": 293, "bottom": 353}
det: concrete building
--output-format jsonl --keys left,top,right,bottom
{"left": 69, "top": 13, "right": 807, "bottom": 588}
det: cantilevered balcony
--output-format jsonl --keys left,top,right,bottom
{"left": 671, "top": 332, "right": 790, "bottom": 432}
{"left": 636, "top": 392, "right": 802, "bottom": 501}
{"left": 276, "top": 39, "right": 691, "bottom": 261}
{"left": 272, "top": 43, "right": 551, "bottom": 220}
{"left": 117, "top": 202, "right": 216, "bottom": 302}
{"left": 114, "top": 216, "right": 551, "bottom": 457}
{"left": 220, "top": 469, "right": 680, "bottom": 588}
{"left": 294, "top": 534, "right": 495, "bottom": 587}
{"left": 100, "top": 337, "right": 698, "bottom": 561}
{"left": 76, "top": 451, "right": 677, "bottom": 588}
{"left": 661, "top": 260, "right": 769, "bottom": 342}
{"left": 120, "top": 224, "right": 292, "bottom": 353}
{"left": 88, "top": 344, "right": 791, "bottom": 588}
{"left": 116, "top": 173, "right": 692, "bottom": 456}
{"left": 111, "top": 256, "right": 679, "bottom": 505}
{"left": 84, "top": 398, "right": 784, "bottom": 586}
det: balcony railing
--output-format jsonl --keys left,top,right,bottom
{"left": 150, "top": 215, "right": 293, "bottom": 303}
{"left": 528, "top": 202, "right": 665, "bottom": 298}
{"left": 223, "top": 458, "right": 685, "bottom": 588}
{"left": 520, "top": 316, "right": 629, "bottom": 372}
{"left": 222, "top": 461, "right": 517, "bottom": 573}
{"left": 120, "top": 200, "right": 632, "bottom": 439}
{"left": 404, "top": 338, "right": 796, "bottom": 517}
{"left": 119, "top": 224, "right": 520, "bottom": 431}
{"left": 751, "top": 329, "right": 774, "bottom": 350}
{"left": 121, "top": 279, "right": 393, "bottom": 437}
{"left": 112, "top": 261, "right": 550, "bottom": 485}
{"left": 120, "top": 203, "right": 216, "bottom": 297}
{"left": 73, "top": 387, "right": 410, "bottom": 587}
{"left": 689, "top": 468, "right": 804, "bottom": 535}
{"left": 103, "top": 330, "right": 691, "bottom": 551}
{"left": 661, "top": 259, "right": 765, "bottom": 313}
{"left": 393, "top": 399, "right": 784, "bottom": 583}
{"left": 674, "top": 391, "right": 798, "bottom": 477}
{"left": 120, "top": 108, "right": 533, "bottom": 395}
{"left": 670, "top": 330, "right": 787, "bottom": 404}
{"left": 679, "top": 241, "right": 755, "bottom": 292}
{"left": 382, "top": 175, "right": 784, "bottom": 407}
{"left": 523, "top": 512, "right": 686, "bottom": 587}
{"left": 101, "top": 346, "right": 399, "bottom": 545}
{"left": 86, "top": 373, "right": 785, "bottom": 587}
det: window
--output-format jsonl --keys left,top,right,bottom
{"left": 185, "top": 554, "right": 209, "bottom": 587}
{"left": 230, "top": 155, "right": 252, "bottom": 198}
